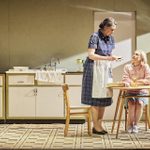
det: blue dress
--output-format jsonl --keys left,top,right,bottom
{"left": 81, "top": 31, "right": 115, "bottom": 106}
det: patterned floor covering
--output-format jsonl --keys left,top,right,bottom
{"left": 0, "top": 121, "right": 150, "bottom": 149}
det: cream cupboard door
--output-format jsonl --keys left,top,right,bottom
{"left": 36, "top": 87, "right": 64, "bottom": 117}
{"left": 8, "top": 87, "right": 36, "bottom": 118}
{"left": 68, "top": 86, "right": 85, "bottom": 107}
{"left": 65, "top": 74, "right": 84, "bottom": 107}
{"left": 0, "top": 87, "right": 3, "bottom": 117}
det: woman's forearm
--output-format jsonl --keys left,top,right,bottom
{"left": 88, "top": 53, "right": 110, "bottom": 61}
{"left": 88, "top": 49, "right": 118, "bottom": 61}
{"left": 137, "top": 79, "right": 150, "bottom": 85}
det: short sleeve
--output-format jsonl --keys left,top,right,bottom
{"left": 88, "top": 33, "right": 98, "bottom": 49}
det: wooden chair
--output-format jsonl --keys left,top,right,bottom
{"left": 125, "top": 104, "right": 150, "bottom": 131}
{"left": 62, "top": 84, "right": 92, "bottom": 136}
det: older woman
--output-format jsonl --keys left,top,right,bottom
{"left": 81, "top": 17, "right": 121, "bottom": 135}
{"left": 122, "top": 50, "right": 150, "bottom": 133}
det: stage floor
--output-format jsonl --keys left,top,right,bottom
{"left": 0, "top": 121, "right": 150, "bottom": 149}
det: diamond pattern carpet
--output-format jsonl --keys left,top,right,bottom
{"left": 0, "top": 121, "right": 150, "bottom": 149}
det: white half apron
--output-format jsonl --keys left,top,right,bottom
{"left": 92, "top": 60, "right": 113, "bottom": 98}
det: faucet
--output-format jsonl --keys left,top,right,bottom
{"left": 49, "top": 57, "right": 60, "bottom": 71}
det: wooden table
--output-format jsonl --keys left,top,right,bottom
{"left": 109, "top": 85, "right": 150, "bottom": 138}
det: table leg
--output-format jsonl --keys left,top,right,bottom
{"left": 147, "top": 90, "right": 150, "bottom": 129}
{"left": 146, "top": 104, "right": 150, "bottom": 129}
{"left": 111, "top": 90, "right": 122, "bottom": 133}
{"left": 116, "top": 94, "right": 125, "bottom": 138}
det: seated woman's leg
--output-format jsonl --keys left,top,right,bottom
{"left": 130, "top": 100, "right": 144, "bottom": 133}
{"left": 128, "top": 101, "right": 136, "bottom": 126}
{"left": 135, "top": 100, "right": 144, "bottom": 125}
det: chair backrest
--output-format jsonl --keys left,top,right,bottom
{"left": 62, "top": 84, "right": 70, "bottom": 111}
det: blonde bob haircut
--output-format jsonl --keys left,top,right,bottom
{"left": 134, "top": 50, "right": 147, "bottom": 64}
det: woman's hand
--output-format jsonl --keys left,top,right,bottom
{"left": 88, "top": 49, "right": 123, "bottom": 61}
{"left": 107, "top": 55, "right": 122, "bottom": 61}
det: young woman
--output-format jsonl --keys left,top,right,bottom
{"left": 122, "top": 50, "right": 150, "bottom": 133}
{"left": 81, "top": 17, "right": 121, "bottom": 135}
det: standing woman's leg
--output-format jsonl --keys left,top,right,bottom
{"left": 98, "top": 106, "right": 105, "bottom": 130}
{"left": 91, "top": 106, "right": 102, "bottom": 131}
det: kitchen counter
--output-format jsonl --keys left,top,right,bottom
{"left": 6, "top": 69, "right": 83, "bottom": 74}
{"left": 5, "top": 70, "right": 83, "bottom": 120}
{"left": 6, "top": 69, "right": 38, "bottom": 74}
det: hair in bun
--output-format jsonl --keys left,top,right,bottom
{"left": 99, "top": 17, "right": 117, "bottom": 29}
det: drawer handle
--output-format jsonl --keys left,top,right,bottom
{"left": 17, "top": 81, "right": 25, "bottom": 83}
{"left": 33, "top": 88, "right": 38, "bottom": 96}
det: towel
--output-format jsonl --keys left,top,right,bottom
{"left": 35, "top": 70, "right": 63, "bottom": 84}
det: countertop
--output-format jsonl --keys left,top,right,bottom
{"left": 5, "top": 69, "right": 83, "bottom": 74}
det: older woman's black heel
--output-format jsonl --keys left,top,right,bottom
{"left": 92, "top": 128, "right": 108, "bottom": 135}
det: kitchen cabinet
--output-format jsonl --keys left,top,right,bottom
{"left": 64, "top": 73, "right": 88, "bottom": 119}
{"left": 65, "top": 74, "right": 82, "bottom": 86}
{"left": 36, "top": 87, "right": 64, "bottom": 118}
{"left": 8, "top": 87, "right": 36, "bottom": 118}
{"left": 6, "top": 73, "right": 64, "bottom": 119}
{"left": 65, "top": 74, "right": 84, "bottom": 107}
{"left": 6, "top": 72, "right": 84, "bottom": 120}
{"left": 7, "top": 86, "right": 64, "bottom": 119}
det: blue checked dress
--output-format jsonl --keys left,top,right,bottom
{"left": 81, "top": 30, "right": 115, "bottom": 106}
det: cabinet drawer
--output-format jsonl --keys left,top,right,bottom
{"left": 65, "top": 74, "right": 83, "bottom": 85}
{"left": 8, "top": 75, "right": 35, "bottom": 85}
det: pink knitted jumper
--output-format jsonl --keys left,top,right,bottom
{"left": 122, "top": 63, "right": 150, "bottom": 94}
